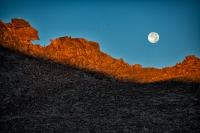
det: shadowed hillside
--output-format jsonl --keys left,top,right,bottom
{"left": 0, "top": 18, "right": 200, "bottom": 132}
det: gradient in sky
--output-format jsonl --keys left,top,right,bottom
{"left": 1, "top": 0, "right": 200, "bottom": 68}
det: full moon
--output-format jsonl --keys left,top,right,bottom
{"left": 148, "top": 32, "right": 159, "bottom": 43}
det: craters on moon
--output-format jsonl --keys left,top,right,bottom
{"left": 148, "top": 32, "right": 159, "bottom": 43}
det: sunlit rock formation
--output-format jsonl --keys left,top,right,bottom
{"left": 0, "top": 18, "right": 39, "bottom": 53}
{"left": 5, "top": 18, "right": 39, "bottom": 43}
{"left": 0, "top": 18, "right": 200, "bottom": 83}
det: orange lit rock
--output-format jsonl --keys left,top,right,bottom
{"left": 132, "top": 64, "right": 142, "bottom": 69}
{"left": 0, "top": 18, "right": 200, "bottom": 83}
{"left": 5, "top": 18, "right": 39, "bottom": 43}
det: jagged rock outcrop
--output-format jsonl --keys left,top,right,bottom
{"left": 0, "top": 18, "right": 200, "bottom": 83}
{"left": 1, "top": 19, "right": 200, "bottom": 133}
{"left": 0, "top": 18, "right": 39, "bottom": 54}
{"left": 1, "top": 40, "right": 200, "bottom": 132}
{"left": 5, "top": 18, "right": 39, "bottom": 43}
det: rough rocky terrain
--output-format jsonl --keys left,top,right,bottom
{"left": 0, "top": 18, "right": 200, "bottom": 132}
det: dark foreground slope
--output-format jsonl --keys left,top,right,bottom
{"left": 0, "top": 46, "right": 200, "bottom": 132}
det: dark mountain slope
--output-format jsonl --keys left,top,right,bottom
{"left": 0, "top": 45, "right": 200, "bottom": 132}
{"left": 0, "top": 18, "right": 200, "bottom": 132}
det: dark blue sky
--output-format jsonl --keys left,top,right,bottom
{"left": 1, "top": 0, "right": 200, "bottom": 68}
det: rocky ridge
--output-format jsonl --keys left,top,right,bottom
{"left": 0, "top": 18, "right": 200, "bottom": 83}
{"left": 0, "top": 42, "right": 200, "bottom": 132}
{"left": 0, "top": 18, "right": 200, "bottom": 132}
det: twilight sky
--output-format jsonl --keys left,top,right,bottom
{"left": 1, "top": 0, "right": 200, "bottom": 68}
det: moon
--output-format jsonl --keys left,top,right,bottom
{"left": 148, "top": 32, "right": 159, "bottom": 43}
